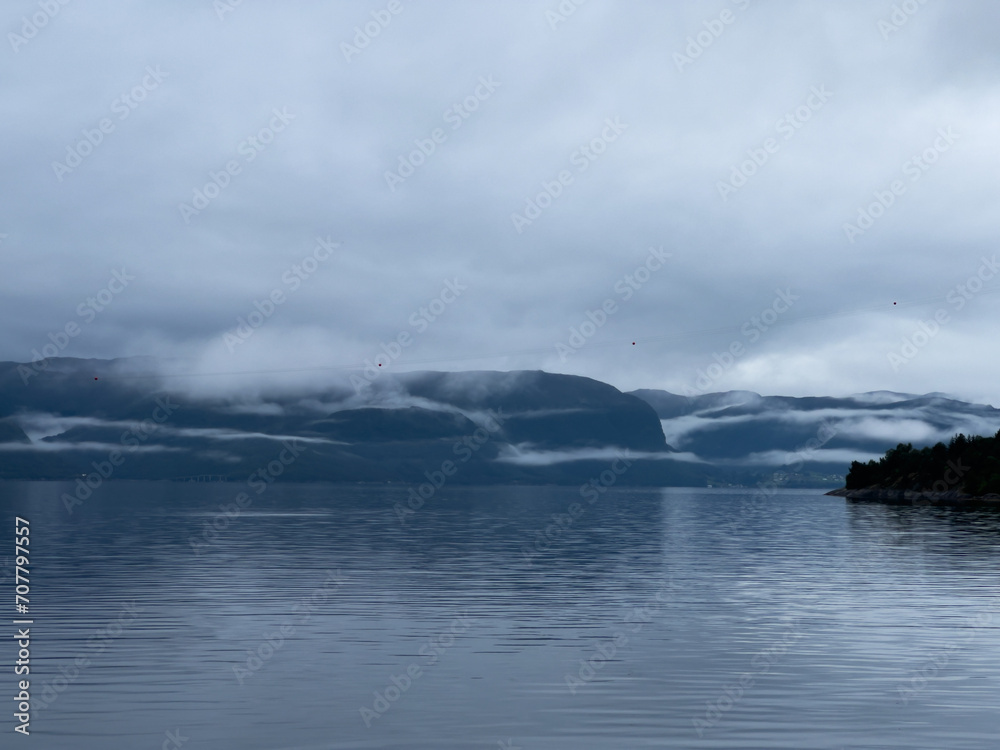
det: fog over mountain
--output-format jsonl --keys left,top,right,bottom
{"left": 3, "top": 357, "right": 999, "bottom": 489}
{"left": 3, "top": 1, "right": 1000, "bottom": 407}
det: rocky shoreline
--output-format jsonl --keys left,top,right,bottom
{"left": 826, "top": 487, "right": 1000, "bottom": 505}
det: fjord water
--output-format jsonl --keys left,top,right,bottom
{"left": 2, "top": 482, "right": 999, "bottom": 749}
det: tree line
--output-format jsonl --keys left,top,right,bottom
{"left": 846, "top": 430, "right": 1000, "bottom": 495}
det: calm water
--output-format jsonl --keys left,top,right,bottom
{"left": 1, "top": 481, "right": 999, "bottom": 749}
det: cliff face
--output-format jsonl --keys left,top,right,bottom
{"left": 0, "top": 360, "right": 698, "bottom": 485}
{"left": 402, "top": 371, "right": 672, "bottom": 452}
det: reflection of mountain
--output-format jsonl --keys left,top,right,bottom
{"left": 2, "top": 357, "right": 999, "bottom": 487}
{"left": 21, "top": 481, "right": 676, "bottom": 627}
{"left": 844, "top": 501, "right": 1000, "bottom": 561}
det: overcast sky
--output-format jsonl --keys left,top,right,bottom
{"left": 3, "top": 0, "right": 999, "bottom": 405}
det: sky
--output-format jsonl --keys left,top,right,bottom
{"left": 2, "top": 0, "right": 999, "bottom": 406}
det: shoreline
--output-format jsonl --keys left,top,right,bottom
{"left": 826, "top": 487, "right": 1000, "bottom": 505}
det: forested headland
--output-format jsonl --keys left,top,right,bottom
{"left": 845, "top": 431, "right": 1000, "bottom": 495}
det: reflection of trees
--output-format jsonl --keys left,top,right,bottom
{"left": 845, "top": 499, "right": 1000, "bottom": 576}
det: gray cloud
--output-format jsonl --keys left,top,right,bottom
{"left": 2, "top": 0, "right": 998, "bottom": 404}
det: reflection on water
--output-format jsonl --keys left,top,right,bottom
{"left": 1, "top": 481, "right": 999, "bottom": 749}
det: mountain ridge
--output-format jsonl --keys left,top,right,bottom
{"left": 2, "top": 357, "right": 999, "bottom": 488}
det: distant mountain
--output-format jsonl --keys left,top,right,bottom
{"left": 0, "top": 419, "right": 30, "bottom": 444}
{"left": 628, "top": 387, "right": 1000, "bottom": 484}
{"left": 0, "top": 359, "right": 699, "bottom": 486}
{"left": 401, "top": 370, "right": 670, "bottom": 453}
{"left": 2, "top": 357, "right": 998, "bottom": 489}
